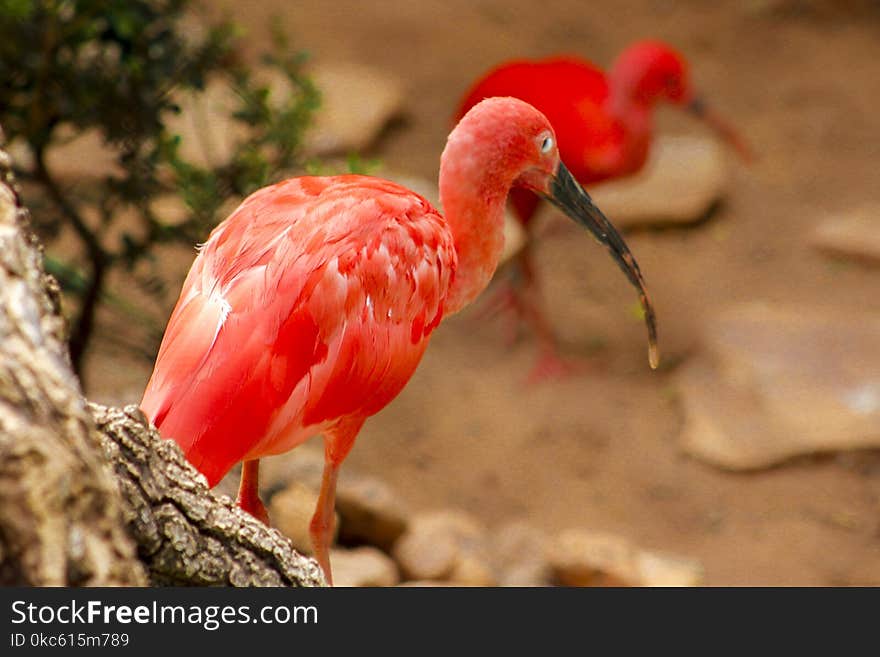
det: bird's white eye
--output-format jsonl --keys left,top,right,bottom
{"left": 540, "top": 135, "right": 554, "bottom": 154}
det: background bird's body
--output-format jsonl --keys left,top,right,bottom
{"left": 141, "top": 175, "right": 455, "bottom": 487}
{"left": 456, "top": 51, "right": 665, "bottom": 230}
{"left": 458, "top": 56, "right": 647, "bottom": 192}
{"left": 456, "top": 43, "right": 745, "bottom": 381}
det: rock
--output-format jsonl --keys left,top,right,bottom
{"left": 329, "top": 546, "right": 400, "bottom": 587}
{"left": 637, "top": 550, "right": 704, "bottom": 587}
{"left": 677, "top": 302, "right": 880, "bottom": 470}
{"left": 268, "top": 481, "right": 337, "bottom": 555}
{"left": 396, "top": 580, "right": 457, "bottom": 587}
{"left": 261, "top": 446, "right": 410, "bottom": 550}
{"left": 392, "top": 522, "right": 458, "bottom": 581}
{"left": 215, "top": 449, "right": 324, "bottom": 505}
{"left": 588, "top": 135, "right": 728, "bottom": 228}
{"left": 490, "top": 521, "right": 553, "bottom": 587}
{"left": 549, "top": 529, "right": 638, "bottom": 586}
{"left": 392, "top": 510, "right": 495, "bottom": 584}
{"left": 449, "top": 554, "right": 497, "bottom": 586}
{"left": 810, "top": 206, "right": 880, "bottom": 266}
{"left": 549, "top": 529, "right": 702, "bottom": 587}
{"left": 259, "top": 445, "right": 326, "bottom": 497}
{"left": 336, "top": 475, "right": 409, "bottom": 550}
{"left": 304, "top": 63, "right": 405, "bottom": 156}
{"left": 5, "top": 139, "right": 34, "bottom": 172}
{"left": 413, "top": 509, "right": 486, "bottom": 548}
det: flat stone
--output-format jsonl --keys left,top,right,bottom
{"left": 38, "top": 126, "right": 123, "bottom": 181}
{"left": 164, "top": 76, "right": 253, "bottom": 170}
{"left": 165, "top": 63, "right": 325, "bottom": 170}
{"left": 588, "top": 135, "right": 728, "bottom": 228}
{"left": 549, "top": 529, "right": 702, "bottom": 586}
{"left": 36, "top": 63, "right": 401, "bottom": 181}
{"left": 336, "top": 475, "right": 409, "bottom": 550}
{"left": 329, "top": 546, "right": 400, "bottom": 587}
{"left": 677, "top": 302, "right": 880, "bottom": 470}
{"left": 304, "top": 63, "right": 404, "bottom": 156}
{"left": 810, "top": 206, "right": 880, "bottom": 266}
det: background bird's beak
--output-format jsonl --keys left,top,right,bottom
{"left": 687, "top": 96, "right": 753, "bottom": 163}
{"left": 542, "top": 162, "right": 659, "bottom": 369}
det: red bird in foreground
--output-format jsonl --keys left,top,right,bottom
{"left": 140, "top": 97, "right": 658, "bottom": 584}
{"left": 456, "top": 41, "right": 750, "bottom": 380}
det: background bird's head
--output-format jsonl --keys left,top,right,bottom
{"left": 611, "top": 40, "right": 692, "bottom": 106}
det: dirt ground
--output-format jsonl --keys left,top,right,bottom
{"left": 78, "top": 0, "right": 880, "bottom": 585}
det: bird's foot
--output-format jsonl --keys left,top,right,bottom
{"left": 471, "top": 279, "right": 529, "bottom": 347}
{"left": 525, "top": 349, "right": 593, "bottom": 385}
{"left": 236, "top": 490, "right": 271, "bottom": 525}
{"left": 236, "top": 459, "right": 271, "bottom": 525}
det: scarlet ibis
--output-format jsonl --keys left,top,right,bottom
{"left": 140, "top": 97, "right": 658, "bottom": 585}
{"left": 456, "top": 40, "right": 749, "bottom": 380}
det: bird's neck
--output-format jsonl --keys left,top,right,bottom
{"left": 438, "top": 131, "right": 514, "bottom": 316}
{"left": 607, "top": 81, "right": 654, "bottom": 174}
{"left": 608, "top": 74, "right": 654, "bottom": 125}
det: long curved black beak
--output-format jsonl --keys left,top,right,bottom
{"left": 542, "top": 162, "right": 659, "bottom": 369}
{"left": 687, "top": 96, "right": 753, "bottom": 163}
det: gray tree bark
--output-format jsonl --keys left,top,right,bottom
{"left": 0, "top": 140, "right": 324, "bottom": 587}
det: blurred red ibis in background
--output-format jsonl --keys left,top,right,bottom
{"left": 456, "top": 40, "right": 750, "bottom": 381}
{"left": 140, "top": 97, "right": 658, "bottom": 584}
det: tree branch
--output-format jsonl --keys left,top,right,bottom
{"left": 0, "top": 145, "right": 144, "bottom": 586}
{"left": 92, "top": 403, "right": 325, "bottom": 587}
{"left": 0, "top": 134, "right": 323, "bottom": 587}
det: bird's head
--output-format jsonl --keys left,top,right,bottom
{"left": 443, "top": 97, "right": 658, "bottom": 368}
{"left": 612, "top": 40, "right": 692, "bottom": 107}
{"left": 612, "top": 40, "right": 753, "bottom": 162}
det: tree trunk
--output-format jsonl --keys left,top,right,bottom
{"left": 0, "top": 138, "right": 323, "bottom": 587}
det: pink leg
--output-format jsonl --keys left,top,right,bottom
{"left": 473, "top": 272, "right": 528, "bottom": 348}
{"left": 526, "top": 345, "right": 588, "bottom": 385}
{"left": 476, "top": 229, "right": 592, "bottom": 383}
{"left": 236, "top": 459, "right": 270, "bottom": 525}
{"left": 309, "top": 459, "right": 339, "bottom": 586}
{"left": 514, "top": 243, "right": 589, "bottom": 384}
{"left": 309, "top": 418, "right": 364, "bottom": 586}
{"left": 473, "top": 237, "right": 544, "bottom": 347}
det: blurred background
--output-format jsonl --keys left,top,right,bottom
{"left": 3, "top": 0, "right": 880, "bottom": 585}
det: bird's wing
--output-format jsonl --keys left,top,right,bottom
{"left": 566, "top": 98, "right": 629, "bottom": 182}
{"left": 141, "top": 176, "right": 455, "bottom": 484}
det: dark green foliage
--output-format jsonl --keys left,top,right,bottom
{"left": 0, "top": 0, "right": 320, "bottom": 375}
